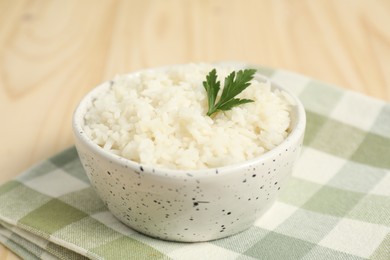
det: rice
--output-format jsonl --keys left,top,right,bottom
{"left": 83, "top": 64, "right": 293, "bottom": 170}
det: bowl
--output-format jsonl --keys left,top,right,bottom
{"left": 72, "top": 64, "right": 306, "bottom": 242}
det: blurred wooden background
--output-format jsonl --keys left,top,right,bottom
{"left": 1, "top": 0, "right": 390, "bottom": 258}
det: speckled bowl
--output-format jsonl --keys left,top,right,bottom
{"left": 72, "top": 64, "right": 306, "bottom": 242}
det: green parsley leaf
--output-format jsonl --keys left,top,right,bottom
{"left": 203, "top": 68, "right": 256, "bottom": 116}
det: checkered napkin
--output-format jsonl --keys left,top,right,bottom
{"left": 1, "top": 67, "right": 389, "bottom": 260}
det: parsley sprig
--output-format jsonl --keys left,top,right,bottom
{"left": 203, "top": 68, "right": 257, "bottom": 117}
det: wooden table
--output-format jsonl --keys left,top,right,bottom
{"left": 1, "top": 0, "right": 389, "bottom": 258}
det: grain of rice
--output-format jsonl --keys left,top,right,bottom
{"left": 83, "top": 64, "right": 293, "bottom": 170}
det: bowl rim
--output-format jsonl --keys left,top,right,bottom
{"left": 72, "top": 63, "right": 306, "bottom": 179}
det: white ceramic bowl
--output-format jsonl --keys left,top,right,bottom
{"left": 72, "top": 64, "right": 306, "bottom": 242}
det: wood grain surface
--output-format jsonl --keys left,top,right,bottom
{"left": 1, "top": 0, "right": 389, "bottom": 258}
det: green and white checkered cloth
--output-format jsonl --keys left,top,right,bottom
{"left": 1, "top": 67, "right": 389, "bottom": 260}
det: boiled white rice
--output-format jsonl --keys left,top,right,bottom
{"left": 83, "top": 64, "right": 293, "bottom": 170}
